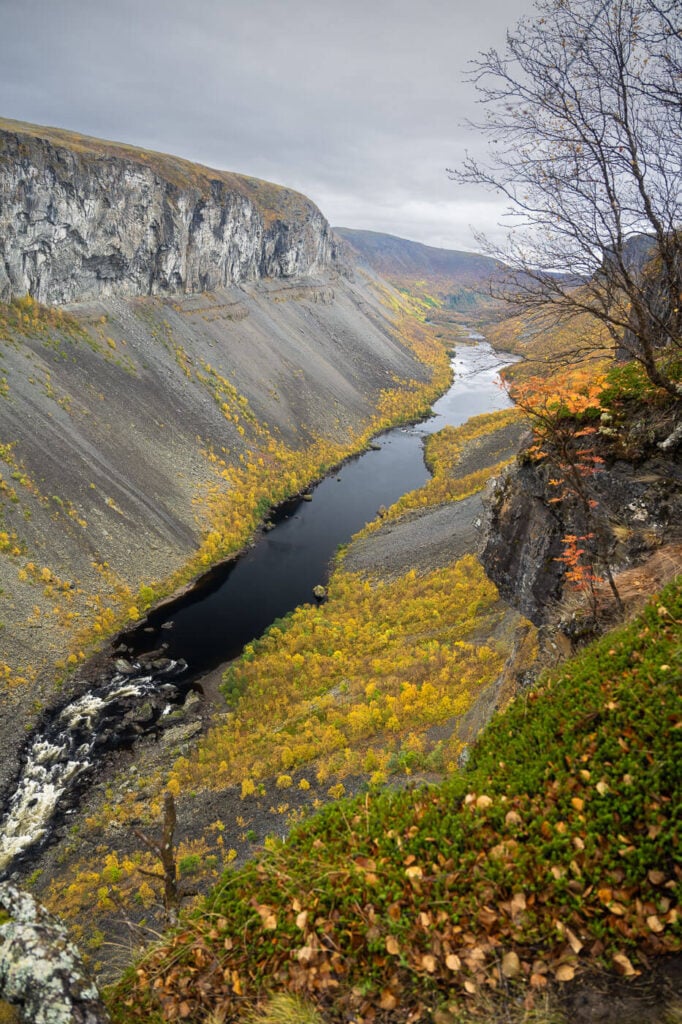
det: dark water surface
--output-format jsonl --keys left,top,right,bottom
{"left": 130, "top": 341, "right": 514, "bottom": 678}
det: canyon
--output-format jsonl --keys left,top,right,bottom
{"left": 0, "top": 119, "right": 457, "bottom": 811}
{"left": 0, "top": 118, "right": 679, "bottom": 1024}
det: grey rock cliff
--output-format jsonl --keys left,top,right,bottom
{"left": 0, "top": 120, "right": 339, "bottom": 304}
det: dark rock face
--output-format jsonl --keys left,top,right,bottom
{"left": 0, "top": 124, "right": 337, "bottom": 304}
{"left": 480, "top": 446, "right": 682, "bottom": 626}
{"left": 480, "top": 462, "right": 566, "bottom": 625}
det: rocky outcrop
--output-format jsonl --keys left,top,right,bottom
{"left": 0, "top": 883, "right": 109, "bottom": 1023}
{"left": 480, "top": 446, "right": 682, "bottom": 625}
{"left": 479, "top": 461, "right": 566, "bottom": 624}
{"left": 0, "top": 118, "right": 340, "bottom": 304}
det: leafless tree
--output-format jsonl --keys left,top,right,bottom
{"left": 451, "top": 0, "right": 682, "bottom": 396}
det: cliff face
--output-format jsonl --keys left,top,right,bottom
{"left": 480, "top": 444, "right": 682, "bottom": 626}
{"left": 0, "top": 119, "right": 338, "bottom": 304}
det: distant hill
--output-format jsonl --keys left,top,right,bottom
{"left": 334, "top": 228, "right": 501, "bottom": 286}
{"left": 334, "top": 227, "right": 508, "bottom": 322}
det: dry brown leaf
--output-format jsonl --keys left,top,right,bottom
{"left": 405, "top": 865, "right": 423, "bottom": 881}
{"left": 648, "top": 869, "right": 666, "bottom": 886}
{"left": 530, "top": 973, "right": 548, "bottom": 989}
{"left": 565, "top": 927, "right": 584, "bottom": 954}
{"left": 613, "top": 953, "right": 638, "bottom": 976}
{"left": 571, "top": 797, "right": 585, "bottom": 812}
{"left": 421, "top": 954, "right": 437, "bottom": 973}
{"left": 256, "top": 904, "right": 278, "bottom": 930}
{"left": 433, "top": 1010, "right": 457, "bottom": 1024}
{"left": 510, "top": 892, "right": 527, "bottom": 918}
{"left": 478, "top": 906, "right": 498, "bottom": 929}
{"left": 501, "top": 951, "right": 521, "bottom": 978}
{"left": 476, "top": 794, "right": 493, "bottom": 810}
{"left": 646, "top": 915, "right": 664, "bottom": 933}
{"left": 386, "top": 935, "right": 400, "bottom": 956}
{"left": 463, "top": 979, "right": 477, "bottom": 995}
{"left": 445, "top": 954, "right": 462, "bottom": 972}
{"left": 555, "top": 964, "right": 575, "bottom": 982}
{"left": 296, "top": 911, "right": 308, "bottom": 931}
{"left": 354, "top": 856, "right": 377, "bottom": 872}
{"left": 379, "top": 989, "right": 398, "bottom": 1010}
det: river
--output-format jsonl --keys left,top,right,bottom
{"left": 127, "top": 339, "right": 514, "bottom": 677}
{"left": 0, "top": 338, "right": 514, "bottom": 876}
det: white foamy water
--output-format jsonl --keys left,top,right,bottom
{"left": 0, "top": 667, "right": 181, "bottom": 875}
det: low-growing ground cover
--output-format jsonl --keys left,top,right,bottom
{"left": 168, "top": 554, "right": 513, "bottom": 794}
{"left": 357, "top": 408, "right": 525, "bottom": 534}
{"left": 108, "top": 577, "right": 681, "bottom": 1022}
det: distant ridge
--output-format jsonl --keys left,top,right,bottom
{"left": 333, "top": 227, "right": 512, "bottom": 324}
{"left": 333, "top": 227, "right": 503, "bottom": 290}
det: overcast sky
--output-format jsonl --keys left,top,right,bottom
{"left": 0, "top": 0, "right": 535, "bottom": 252}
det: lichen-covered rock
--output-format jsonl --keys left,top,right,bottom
{"left": 0, "top": 883, "right": 109, "bottom": 1024}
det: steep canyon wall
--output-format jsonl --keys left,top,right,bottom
{"left": 0, "top": 121, "right": 439, "bottom": 792}
{"left": 0, "top": 118, "right": 340, "bottom": 304}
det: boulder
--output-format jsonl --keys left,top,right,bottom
{"left": 0, "top": 883, "right": 110, "bottom": 1023}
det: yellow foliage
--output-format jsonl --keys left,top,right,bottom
{"left": 241, "top": 778, "right": 256, "bottom": 799}
{"left": 169, "top": 555, "right": 512, "bottom": 791}
{"left": 136, "top": 881, "right": 156, "bottom": 909}
{"left": 357, "top": 407, "right": 524, "bottom": 534}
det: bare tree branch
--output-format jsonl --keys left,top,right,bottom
{"left": 134, "top": 791, "right": 180, "bottom": 923}
{"left": 450, "top": 0, "right": 682, "bottom": 396}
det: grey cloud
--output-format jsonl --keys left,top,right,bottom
{"left": 0, "top": 0, "right": 532, "bottom": 250}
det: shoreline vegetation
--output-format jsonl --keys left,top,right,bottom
{"left": 33, "top": 356, "right": 537, "bottom": 983}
